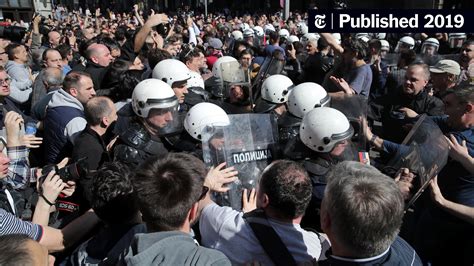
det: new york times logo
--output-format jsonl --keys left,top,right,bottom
{"left": 314, "top": 14, "right": 326, "bottom": 29}
{"left": 308, "top": 10, "right": 474, "bottom": 33}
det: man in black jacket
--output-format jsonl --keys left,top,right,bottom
{"left": 84, "top": 44, "right": 113, "bottom": 92}
{"left": 73, "top": 96, "right": 117, "bottom": 171}
{"left": 371, "top": 63, "right": 444, "bottom": 143}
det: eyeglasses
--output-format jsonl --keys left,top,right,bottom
{"left": 0, "top": 78, "right": 11, "bottom": 85}
{"left": 198, "top": 186, "right": 209, "bottom": 201}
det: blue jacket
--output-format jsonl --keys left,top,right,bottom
{"left": 43, "top": 89, "right": 86, "bottom": 164}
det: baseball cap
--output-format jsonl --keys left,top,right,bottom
{"left": 430, "top": 59, "right": 461, "bottom": 76}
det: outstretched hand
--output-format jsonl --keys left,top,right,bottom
{"left": 204, "top": 162, "right": 238, "bottom": 193}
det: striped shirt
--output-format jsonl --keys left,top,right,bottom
{"left": 0, "top": 208, "right": 43, "bottom": 241}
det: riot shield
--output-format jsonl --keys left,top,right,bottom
{"left": 252, "top": 56, "right": 285, "bottom": 101}
{"left": 201, "top": 113, "right": 279, "bottom": 210}
{"left": 383, "top": 53, "right": 400, "bottom": 68}
{"left": 330, "top": 94, "right": 369, "bottom": 158}
{"left": 384, "top": 114, "right": 449, "bottom": 210}
{"left": 219, "top": 61, "right": 252, "bottom": 106}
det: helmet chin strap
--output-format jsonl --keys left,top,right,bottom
{"left": 142, "top": 117, "right": 161, "bottom": 136}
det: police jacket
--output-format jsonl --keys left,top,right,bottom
{"left": 43, "top": 89, "right": 87, "bottom": 164}
{"left": 301, "top": 156, "right": 337, "bottom": 231}
{"left": 113, "top": 121, "right": 168, "bottom": 168}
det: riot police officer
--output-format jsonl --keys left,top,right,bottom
{"left": 113, "top": 79, "right": 179, "bottom": 168}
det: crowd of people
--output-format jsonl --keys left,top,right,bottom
{"left": 0, "top": 4, "right": 473, "bottom": 265}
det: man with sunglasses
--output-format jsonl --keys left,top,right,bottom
{"left": 121, "top": 152, "right": 231, "bottom": 265}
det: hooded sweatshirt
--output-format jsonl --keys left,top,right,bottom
{"left": 43, "top": 89, "right": 86, "bottom": 163}
{"left": 122, "top": 231, "right": 231, "bottom": 266}
{"left": 5, "top": 61, "right": 33, "bottom": 104}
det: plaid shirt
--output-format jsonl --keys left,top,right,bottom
{"left": 5, "top": 146, "right": 36, "bottom": 190}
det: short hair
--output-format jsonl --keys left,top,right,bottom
{"left": 179, "top": 48, "right": 201, "bottom": 65}
{"left": 259, "top": 160, "right": 312, "bottom": 219}
{"left": 147, "top": 48, "right": 172, "bottom": 70}
{"left": 239, "top": 48, "right": 253, "bottom": 59}
{"left": 84, "top": 96, "right": 113, "bottom": 125}
{"left": 0, "top": 234, "right": 34, "bottom": 265}
{"left": 99, "top": 36, "right": 120, "bottom": 52}
{"left": 63, "top": 71, "right": 91, "bottom": 92}
{"left": 324, "top": 161, "right": 404, "bottom": 257}
{"left": 5, "top": 43, "right": 22, "bottom": 60}
{"left": 317, "top": 37, "right": 329, "bottom": 50}
{"left": 399, "top": 49, "right": 417, "bottom": 66}
{"left": 134, "top": 153, "right": 206, "bottom": 232}
{"left": 42, "top": 48, "right": 60, "bottom": 61}
{"left": 56, "top": 43, "right": 72, "bottom": 59}
{"left": 462, "top": 39, "right": 474, "bottom": 47}
{"left": 91, "top": 162, "right": 139, "bottom": 224}
{"left": 269, "top": 31, "right": 279, "bottom": 43}
{"left": 408, "top": 63, "right": 430, "bottom": 81}
{"left": 445, "top": 84, "right": 474, "bottom": 104}
{"left": 44, "top": 67, "right": 63, "bottom": 87}
{"left": 114, "top": 26, "right": 127, "bottom": 42}
{"left": 343, "top": 39, "right": 368, "bottom": 60}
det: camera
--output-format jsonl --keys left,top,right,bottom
{"left": 41, "top": 158, "right": 89, "bottom": 183}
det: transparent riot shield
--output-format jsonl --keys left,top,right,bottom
{"left": 330, "top": 94, "right": 369, "bottom": 159}
{"left": 252, "top": 56, "right": 285, "bottom": 102}
{"left": 201, "top": 113, "right": 279, "bottom": 210}
{"left": 219, "top": 61, "right": 252, "bottom": 103}
{"left": 384, "top": 114, "right": 449, "bottom": 210}
{"left": 383, "top": 53, "right": 400, "bottom": 69}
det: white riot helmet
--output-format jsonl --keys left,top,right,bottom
{"left": 262, "top": 74, "right": 293, "bottom": 103}
{"left": 240, "top": 23, "right": 250, "bottom": 32}
{"left": 287, "top": 82, "right": 330, "bottom": 118}
{"left": 132, "top": 79, "right": 178, "bottom": 118}
{"left": 231, "top": 30, "right": 243, "bottom": 41}
{"left": 184, "top": 102, "right": 230, "bottom": 141}
{"left": 253, "top": 26, "right": 264, "bottom": 37}
{"left": 448, "top": 33, "right": 467, "bottom": 49}
{"left": 421, "top": 38, "right": 440, "bottom": 55}
{"left": 299, "top": 107, "right": 353, "bottom": 153}
{"left": 332, "top": 33, "right": 342, "bottom": 45}
{"left": 288, "top": 35, "right": 299, "bottom": 43}
{"left": 188, "top": 71, "right": 205, "bottom": 89}
{"left": 301, "top": 33, "right": 319, "bottom": 46}
{"left": 374, "top": 33, "right": 386, "bottom": 40}
{"left": 395, "top": 36, "right": 415, "bottom": 53}
{"left": 212, "top": 56, "right": 238, "bottom": 79}
{"left": 279, "top": 29, "right": 290, "bottom": 40}
{"left": 355, "top": 33, "right": 370, "bottom": 43}
{"left": 263, "top": 24, "right": 275, "bottom": 34}
{"left": 152, "top": 59, "right": 190, "bottom": 87}
{"left": 243, "top": 28, "right": 255, "bottom": 38}
{"left": 297, "top": 22, "right": 308, "bottom": 35}
{"left": 380, "top": 40, "right": 390, "bottom": 52}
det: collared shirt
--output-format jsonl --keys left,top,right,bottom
{"left": 5, "top": 146, "right": 36, "bottom": 190}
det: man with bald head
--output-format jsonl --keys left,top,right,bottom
{"left": 84, "top": 43, "right": 114, "bottom": 91}
{"left": 31, "top": 67, "right": 63, "bottom": 120}
{"left": 48, "top": 31, "right": 62, "bottom": 48}
{"left": 73, "top": 96, "right": 117, "bottom": 170}
{"left": 31, "top": 49, "right": 63, "bottom": 109}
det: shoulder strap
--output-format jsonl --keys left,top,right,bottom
{"left": 243, "top": 209, "right": 297, "bottom": 266}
